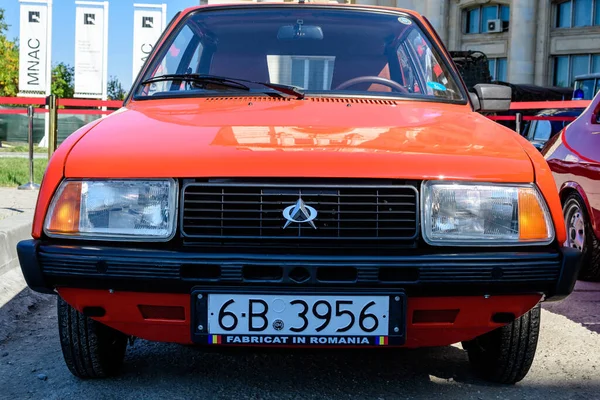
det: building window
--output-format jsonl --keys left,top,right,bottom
{"left": 553, "top": 54, "right": 600, "bottom": 86}
{"left": 557, "top": 1, "right": 572, "bottom": 27}
{"left": 555, "top": 0, "right": 600, "bottom": 28}
{"left": 488, "top": 58, "right": 508, "bottom": 81}
{"left": 267, "top": 55, "right": 335, "bottom": 90}
{"left": 464, "top": 5, "right": 510, "bottom": 34}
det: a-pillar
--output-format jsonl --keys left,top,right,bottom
{"left": 507, "top": 0, "right": 538, "bottom": 84}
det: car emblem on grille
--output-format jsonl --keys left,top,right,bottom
{"left": 282, "top": 198, "right": 318, "bottom": 229}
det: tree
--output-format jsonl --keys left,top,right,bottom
{"left": 0, "top": 8, "right": 19, "bottom": 97}
{"left": 51, "top": 62, "right": 74, "bottom": 98}
{"left": 107, "top": 76, "right": 126, "bottom": 101}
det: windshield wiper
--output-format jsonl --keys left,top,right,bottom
{"left": 140, "top": 74, "right": 251, "bottom": 91}
{"left": 140, "top": 74, "right": 305, "bottom": 99}
{"left": 254, "top": 81, "right": 305, "bottom": 99}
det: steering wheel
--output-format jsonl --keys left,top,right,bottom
{"left": 334, "top": 76, "right": 409, "bottom": 93}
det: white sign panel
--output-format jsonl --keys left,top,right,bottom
{"left": 74, "top": 6, "right": 106, "bottom": 97}
{"left": 132, "top": 8, "right": 165, "bottom": 82}
{"left": 18, "top": 3, "right": 49, "bottom": 95}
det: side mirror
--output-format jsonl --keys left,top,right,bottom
{"left": 472, "top": 84, "right": 512, "bottom": 112}
{"left": 469, "top": 92, "right": 480, "bottom": 111}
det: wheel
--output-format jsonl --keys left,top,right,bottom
{"left": 462, "top": 304, "right": 540, "bottom": 384}
{"left": 563, "top": 193, "right": 600, "bottom": 281}
{"left": 57, "top": 296, "right": 128, "bottom": 379}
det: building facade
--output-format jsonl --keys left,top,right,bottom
{"left": 199, "top": 0, "right": 600, "bottom": 88}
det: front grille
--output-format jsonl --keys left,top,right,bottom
{"left": 180, "top": 181, "right": 418, "bottom": 246}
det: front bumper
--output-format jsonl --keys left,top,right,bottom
{"left": 17, "top": 240, "right": 581, "bottom": 301}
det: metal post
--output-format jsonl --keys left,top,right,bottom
{"left": 101, "top": 1, "right": 109, "bottom": 113}
{"left": 18, "top": 106, "right": 40, "bottom": 190}
{"left": 515, "top": 112, "right": 523, "bottom": 135}
{"left": 47, "top": 94, "right": 58, "bottom": 157}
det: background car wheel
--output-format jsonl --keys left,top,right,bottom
{"left": 461, "top": 303, "right": 540, "bottom": 384}
{"left": 563, "top": 193, "right": 600, "bottom": 281}
{"left": 57, "top": 297, "right": 128, "bottom": 379}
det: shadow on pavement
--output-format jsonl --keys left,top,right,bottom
{"left": 1, "top": 291, "right": 600, "bottom": 399}
{"left": 0, "top": 286, "right": 51, "bottom": 344}
{"left": 543, "top": 280, "right": 600, "bottom": 334}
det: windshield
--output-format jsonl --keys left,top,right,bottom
{"left": 573, "top": 78, "right": 599, "bottom": 100}
{"left": 135, "top": 7, "right": 465, "bottom": 101}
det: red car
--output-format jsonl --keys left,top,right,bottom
{"left": 17, "top": 3, "right": 580, "bottom": 384}
{"left": 543, "top": 95, "right": 600, "bottom": 280}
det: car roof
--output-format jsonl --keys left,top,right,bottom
{"left": 574, "top": 73, "right": 600, "bottom": 80}
{"left": 535, "top": 108, "right": 583, "bottom": 117}
{"left": 180, "top": 3, "right": 420, "bottom": 17}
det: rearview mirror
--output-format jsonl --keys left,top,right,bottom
{"left": 277, "top": 24, "right": 323, "bottom": 40}
{"left": 471, "top": 84, "right": 512, "bottom": 112}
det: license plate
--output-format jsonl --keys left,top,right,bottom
{"left": 191, "top": 290, "right": 405, "bottom": 346}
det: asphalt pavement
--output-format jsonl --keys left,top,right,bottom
{"left": 0, "top": 187, "right": 39, "bottom": 221}
{"left": 1, "top": 282, "right": 600, "bottom": 400}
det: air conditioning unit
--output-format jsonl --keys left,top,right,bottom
{"left": 487, "top": 19, "right": 503, "bottom": 33}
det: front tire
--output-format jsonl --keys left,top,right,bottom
{"left": 563, "top": 193, "right": 600, "bottom": 281}
{"left": 57, "top": 297, "right": 128, "bottom": 379}
{"left": 462, "top": 304, "right": 540, "bottom": 384}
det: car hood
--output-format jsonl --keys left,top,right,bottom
{"left": 65, "top": 97, "right": 533, "bottom": 182}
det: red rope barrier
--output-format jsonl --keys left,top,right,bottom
{"left": 0, "top": 96, "right": 122, "bottom": 108}
{"left": 524, "top": 116, "right": 577, "bottom": 121}
{"left": 509, "top": 100, "right": 590, "bottom": 110}
{"left": 0, "top": 108, "right": 48, "bottom": 115}
{"left": 56, "top": 109, "right": 114, "bottom": 115}
{"left": 0, "top": 97, "right": 590, "bottom": 110}
{"left": 487, "top": 116, "right": 515, "bottom": 121}
{"left": 488, "top": 115, "right": 578, "bottom": 122}
{"left": 0, "top": 97, "right": 46, "bottom": 106}
{"left": 58, "top": 98, "right": 122, "bottom": 108}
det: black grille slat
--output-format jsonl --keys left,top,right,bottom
{"left": 181, "top": 182, "right": 418, "bottom": 246}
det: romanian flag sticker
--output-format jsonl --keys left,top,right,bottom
{"left": 377, "top": 336, "right": 388, "bottom": 346}
{"left": 209, "top": 335, "right": 221, "bottom": 345}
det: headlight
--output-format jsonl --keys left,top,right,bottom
{"left": 44, "top": 179, "right": 177, "bottom": 241}
{"left": 421, "top": 181, "right": 554, "bottom": 246}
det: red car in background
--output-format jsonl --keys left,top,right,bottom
{"left": 543, "top": 95, "right": 600, "bottom": 280}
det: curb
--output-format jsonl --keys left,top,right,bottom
{"left": 0, "top": 212, "right": 33, "bottom": 276}
{"left": 0, "top": 212, "right": 50, "bottom": 343}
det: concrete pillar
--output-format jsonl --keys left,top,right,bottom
{"left": 424, "top": 0, "right": 448, "bottom": 44}
{"left": 508, "top": 0, "right": 538, "bottom": 84}
{"left": 447, "top": 0, "right": 461, "bottom": 51}
{"left": 534, "top": 0, "right": 551, "bottom": 86}
{"left": 396, "top": 0, "right": 426, "bottom": 15}
{"left": 396, "top": 0, "right": 415, "bottom": 9}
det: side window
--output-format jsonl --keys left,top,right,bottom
{"left": 525, "top": 121, "right": 537, "bottom": 140}
{"left": 532, "top": 120, "right": 552, "bottom": 141}
{"left": 404, "top": 29, "right": 460, "bottom": 99}
{"left": 188, "top": 41, "right": 204, "bottom": 74}
{"left": 396, "top": 45, "right": 421, "bottom": 93}
{"left": 163, "top": 25, "right": 196, "bottom": 75}
{"left": 580, "top": 79, "right": 596, "bottom": 100}
{"left": 148, "top": 25, "right": 203, "bottom": 94}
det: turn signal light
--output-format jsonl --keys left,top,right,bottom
{"left": 518, "top": 189, "right": 551, "bottom": 241}
{"left": 46, "top": 182, "right": 82, "bottom": 234}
